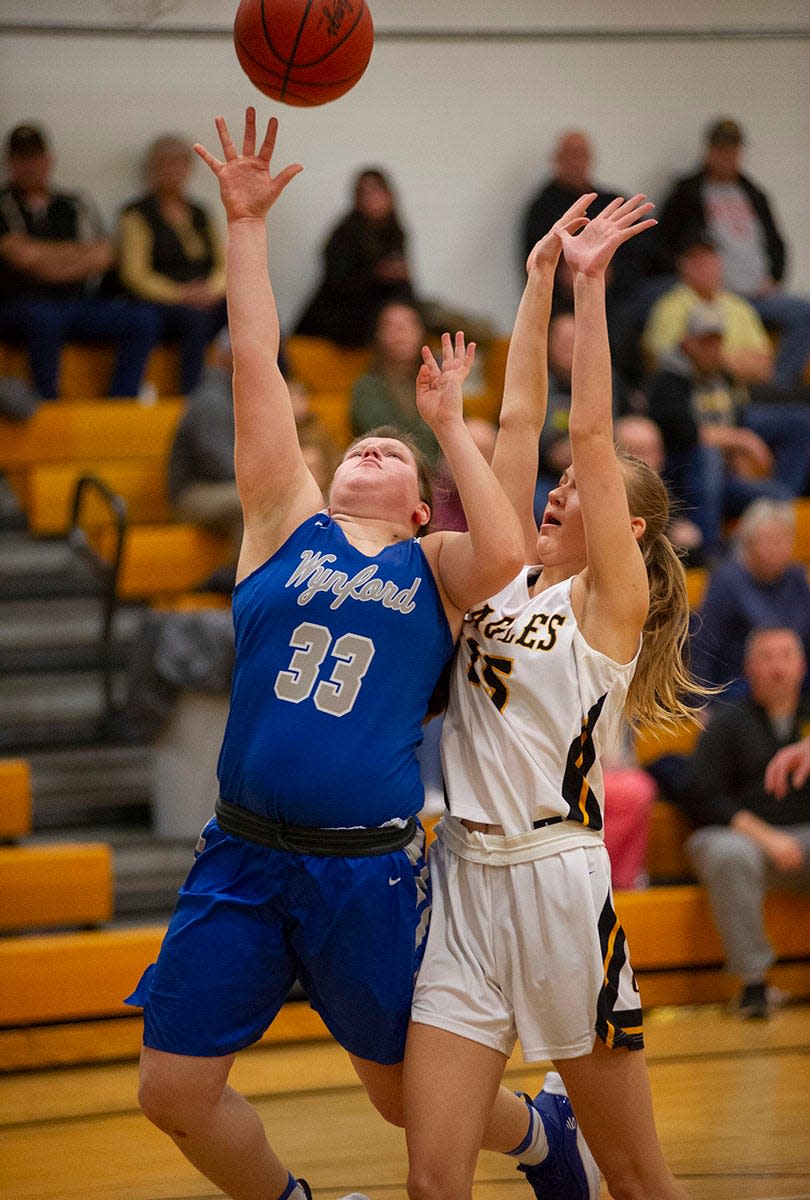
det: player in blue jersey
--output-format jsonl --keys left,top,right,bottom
{"left": 404, "top": 199, "right": 705, "bottom": 1199}
{"left": 126, "top": 108, "right": 531, "bottom": 1200}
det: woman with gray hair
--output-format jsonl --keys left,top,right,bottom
{"left": 691, "top": 497, "right": 810, "bottom": 696}
{"left": 117, "top": 133, "right": 227, "bottom": 393}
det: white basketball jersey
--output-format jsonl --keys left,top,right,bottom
{"left": 441, "top": 569, "right": 639, "bottom": 837}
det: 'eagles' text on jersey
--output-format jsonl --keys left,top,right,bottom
{"left": 441, "top": 569, "right": 639, "bottom": 836}
{"left": 218, "top": 514, "right": 454, "bottom": 827}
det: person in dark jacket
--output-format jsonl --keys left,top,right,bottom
{"left": 0, "top": 123, "right": 159, "bottom": 401}
{"left": 682, "top": 626, "right": 810, "bottom": 1018}
{"left": 294, "top": 166, "right": 414, "bottom": 347}
{"left": 656, "top": 118, "right": 810, "bottom": 387}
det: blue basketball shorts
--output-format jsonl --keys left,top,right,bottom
{"left": 126, "top": 816, "right": 431, "bottom": 1064}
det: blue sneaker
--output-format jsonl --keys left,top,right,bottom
{"left": 517, "top": 1072, "right": 600, "bottom": 1199}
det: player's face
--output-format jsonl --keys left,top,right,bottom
{"left": 535, "top": 466, "right": 588, "bottom": 567}
{"left": 330, "top": 437, "right": 427, "bottom": 525}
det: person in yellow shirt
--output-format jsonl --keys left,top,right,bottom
{"left": 642, "top": 236, "right": 773, "bottom": 385}
{"left": 117, "top": 134, "right": 227, "bottom": 394}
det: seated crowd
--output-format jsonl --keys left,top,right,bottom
{"left": 2, "top": 114, "right": 809, "bottom": 1024}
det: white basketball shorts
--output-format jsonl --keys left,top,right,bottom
{"left": 411, "top": 825, "right": 644, "bottom": 1061}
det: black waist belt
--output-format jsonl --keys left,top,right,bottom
{"left": 215, "top": 797, "right": 417, "bottom": 857}
{"left": 532, "top": 815, "right": 564, "bottom": 830}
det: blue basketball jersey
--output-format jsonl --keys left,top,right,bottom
{"left": 217, "top": 513, "right": 454, "bottom": 827}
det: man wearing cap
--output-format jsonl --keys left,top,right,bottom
{"left": 645, "top": 299, "right": 810, "bottom": 557}
{"left": 656, "top": 118, "right": 810, "bottom": 388}
{"left": 642, "top": 235, "right": 774, "bottom": 384}
{"left": 0, "top": 123, "right": 159, "bottom": 402}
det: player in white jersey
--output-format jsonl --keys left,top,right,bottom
{"left": 405, "top": 196, "right": 706, "bottom": 1200}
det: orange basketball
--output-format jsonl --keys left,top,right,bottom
{"left": 233, "top": 0, "right": 374, "bottom": 107}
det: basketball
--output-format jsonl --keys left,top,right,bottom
{"left": 233, "top": 0, "right": 375, "bottom": 107}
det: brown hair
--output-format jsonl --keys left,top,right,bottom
{"left": 617, "top": 450, "right": 715, "bottom": 728}
{"left": 343, "top": 425, "right": 433, "bottom": 533}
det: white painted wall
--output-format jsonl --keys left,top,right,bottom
{"left": 1, "top": 2, "right": 808, "bottom": 334}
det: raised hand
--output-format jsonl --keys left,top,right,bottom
{"left": 765, "top": 738, "right": 810, "bottom": 798}
{"left": 415, "top": 331, "right": 475, "bottom": 431}
{"left": 559, "top": 194, "right": 656, "bottom": 279}
{"left": 194, "top": 107, "right": 303, "bottom": 222}
{"left": 525, "top": 192, "right": 594, "bottom": 275}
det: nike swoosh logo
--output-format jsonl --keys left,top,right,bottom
{"left": 388, "top": 877, "right": 401, "bottom": 885}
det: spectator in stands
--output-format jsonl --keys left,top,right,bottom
{"left": 295, "top": 165, "right": 415, "bottom": 347}
{"left": 656, "top": 118, "right": 810, "bottom": 388}
{"left": 521, "top": 130, "right": 647, "bottom": 383}
{"left": 117, "top": 134, "right": 228, "bottom": 395}
{"left": 642, "top": 235, "right": 774, "bottom": 386}
{"left": 534, "top": 311, "right": 633, "bottom": 521}
{"left": 600, "top": 729, "right": 658, "bottom": 891}
{"left": 167, "top": 329, "right": 241, "bottom": 543}
{"left": 614, "top": 412, "right": 705, "bottom": 564}
{"left": 521, "top": 130, "right": 627, "bottom": 314}
{"left": 350, "top": 299, "right": 440, "bottom": 464}
{"left": 691, "top": 498, "right": 810, "bottom": 698}
{"left": 645, "top": 301, "right": 810, "bottom": 557}
{"left": 0, "top": 123, "right": 159, "bottom": 401}
{"left": 430, "top": 415, "right": 497, "bottom": 531}
{"left": 168, "top": 328, "right": 339, "bottom": 592}
{"left": 682, "top": 626, "right": 810, "bottom": 1018}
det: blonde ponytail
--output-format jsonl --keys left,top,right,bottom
{"left": 618, "top": 451, "right": 717, "bottom": 729}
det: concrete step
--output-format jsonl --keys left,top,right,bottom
{"left": 25, "top": 744, "right": 152, "bottom": 829}
{"left": 0, "top": 530, "right": 101, "bottom": 599}
{"left": 0, "top": 667, "right": 120, "bottom": 749}
{"left": 19, "top": 825, "right": 192, "bottom": 919}
{"left": 0, "top": 595, "right": 144, "bottom": 672}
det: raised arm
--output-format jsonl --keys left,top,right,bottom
{"left": 492, "top": 194, "right": 593, "bottom": 560}
{"left": 419, "top": 334, "right": 524, "bottom": 630}
{"left": 559, "top": 196, "right": 657, "bottom": 659}
{"left": 194, "top": 108, "right": 318, "bottom": 570}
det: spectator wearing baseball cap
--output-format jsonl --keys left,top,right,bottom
{"left": 0, "top": 121, "right": 160, "bottom": 403}
{"left": 642, "top": 234, "right": 774, "bottom": 385}
{"left": 644, "top": 281, "right": 810, "bottom": 558}
{"left": 655, "top": 118, "right": 810, "bottom": 388}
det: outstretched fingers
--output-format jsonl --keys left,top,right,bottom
{"left": 600, "top": 194, "right": 656, "bottom": 228}
{"left": 421, "top": 344, "right": 440, "bottom": 380}
{"left": 257, "top": 113, "right": 280, "bottom": 162}
{"left": 214, "top": 115, "right": 239, "bottom": 161}
{"left": 442, "top": 331, "right": 475, "bottom": 370}
{"left": 558, "top": 191, "right": 597, "bottom": 226}
{"left": 241, "top": 106, "right": 257, "bottom": 157}
{"left": 193, "top": 141, "right": 222, "bottom": 173}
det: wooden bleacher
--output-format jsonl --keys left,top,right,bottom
{"left": 2, "top": 340, "right": 809, "bottom": 1072}
{"left": 0, "top": 759, "right": 32, "bottom": 842}
{"left": 285, "top": 335, "right": 371, "bottom": 395}
{"left": 0, "top": 844, "right": 113, "bottom": 932}
{"left": 2, "top": 879, "right": 808, "bottom": 1071}
{"left": 0, "top": 341, "right": 182, "bottom": 401}
{"left": 25, "top": 459, "right": 171, "bottom": 534}
{"left": 0, "top": 398, "right": 184, "bottom": 472}
{"left": 86, "top": 521, "right": 233, "bottom": 599}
